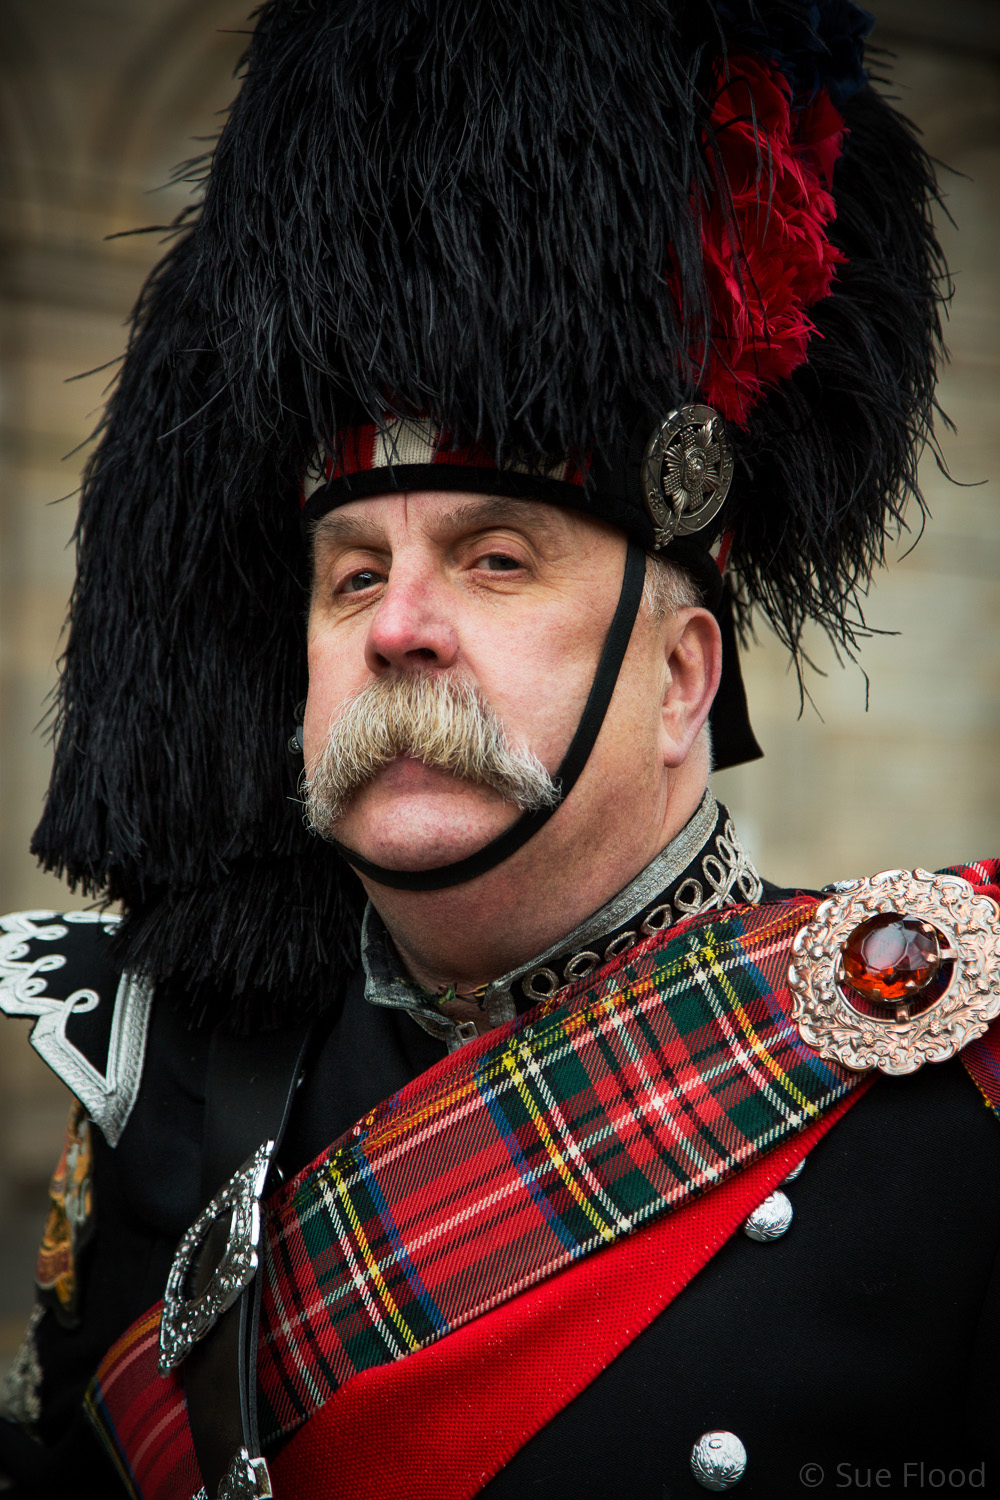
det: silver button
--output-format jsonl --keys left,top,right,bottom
{"left": 782, "top": 1157, "right": 806, "bottom": 1184}
{"left": 690, "top": 1430, "right": 747, "bottom": 1491}
{"left": 743, "top": 1188, "right": 793, "bottom": 1242}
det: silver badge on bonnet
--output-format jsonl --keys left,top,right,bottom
{"left": 640, "top": 404, "right": 734, "bottom": 549}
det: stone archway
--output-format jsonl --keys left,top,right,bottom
{"left": 0, "top": 0, "right": 249, "bottom": 1376}
{"left": 0, "top": 0, "right": 248, "bottom": 919}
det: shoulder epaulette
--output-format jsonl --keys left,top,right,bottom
{"left": 0, "top": 911, "right": 152, "bottom": 1146}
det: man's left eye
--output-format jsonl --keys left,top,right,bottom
{"left": 344, "top": 569, "right": 383, "bottom": 592}
{"left": 479, "top": 553, "right": 521, "bottom": 572}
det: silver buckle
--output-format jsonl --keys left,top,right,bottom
{"left": 218, "top": 1449, "right": 272, "bottom": 1500}
{"left": 158, "top": 1140, "right": 274, "bottom": 1375}
{"left": 788, "top": 869, "right": 1000, "bottom": 1076}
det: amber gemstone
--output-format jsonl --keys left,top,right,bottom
{"left": 841, "top": 913, "right": 942, "bottom": 1004}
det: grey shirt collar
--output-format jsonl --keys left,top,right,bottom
{"left": 361, "top": 790, "right": 761, "bottom": 1050}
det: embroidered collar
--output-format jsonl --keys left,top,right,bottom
{"left": 362, "top": 793, "right": 763, "bottom": 1050}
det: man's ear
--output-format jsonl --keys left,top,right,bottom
{"left": 659, "top": 608, "right": 723, "bottom": 768}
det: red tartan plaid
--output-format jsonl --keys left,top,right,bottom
{"left": 271, "top": 1090, "right": 867, "bottom": 1500}
{"left": 254, "top": 898, "right": 856, "bottom": 1445}
{"left": 941, "top": 860, "right": 1000, "bottom": 1117}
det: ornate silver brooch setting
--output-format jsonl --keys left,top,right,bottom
{"left": 640, "top": 404, "right": 734, "bottom": 548}
{"left": 788, "top": 869, "right": 1000, "bottom": 1075}
{"left": 158, "top": 1140, "right": 274, "bottom": 1375}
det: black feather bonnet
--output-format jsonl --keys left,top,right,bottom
{"left": 32, "top": 0, "right": 946, "bottom": 1028}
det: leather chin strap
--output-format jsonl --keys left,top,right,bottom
{"left": 331, "top": 537, "right": 648, "bottom": 892}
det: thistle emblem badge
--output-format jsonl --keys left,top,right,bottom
{"left": 640, "top": 405, "right": 734, "bottom": 548}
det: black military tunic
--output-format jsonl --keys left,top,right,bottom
{"left": 1, "top": 896, "right": 998, "bottom": 1500}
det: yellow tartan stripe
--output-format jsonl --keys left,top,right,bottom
{"left": 964, "top": 1069, "right": 998, "bottom": 1117}
{"left": 699, "top": 926, "right": 814, "bottom": 1115}
{"left": 83, "top": 1386, "right": 142, "bottom": 1500}
{"left": 501, "top": 1047, "right": 619, "bottom": 1244}
{"left": 93, "top": 1303, "right": 162, "bottom": 1385}
{"left": 327, "top": 1161, "right": 420, "bottom": 1352}
{"left": 360, "top": 1067, "right": 483, "bottom": 1155}
{"left": 354, "top": 906, "right": 813, "bottom": 1161}
{"left": 84, "top": 1309, "right": 164, "bottom": 1500}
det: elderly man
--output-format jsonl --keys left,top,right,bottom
{"left": 304, "top": 486, "right": 719, "bottom": 995}
{"left": 2, "top": 1, "right": 1000, "bottom": 1498}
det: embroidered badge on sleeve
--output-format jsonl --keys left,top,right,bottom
{"left": 0, "top": 910, "right": 152, "bottom": 1145}
{"left": 35, "top": 1100, "right": 96, "bottom": 1328}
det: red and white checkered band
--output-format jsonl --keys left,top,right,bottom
{"left": 299, "top": 414, "right": 732, "bottom": 591}
{"left": 710, "top": 529, "right": 734, "bottom": 576}
{"left": 301, "top": 416, "right": 585, "bottom": 506}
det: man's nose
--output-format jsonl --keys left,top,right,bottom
{"left": 364, "top": 566, "right": 460, "bottom": 673}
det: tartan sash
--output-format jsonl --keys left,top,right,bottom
{"left": 255, "top": 897, "right": 855, "bottom": 1443}
{"left": 84, "top": 873, "right": 1000, "bottom": 1500}
{"left": 939, "top": 860, "right": 1000, "bottom": 1117}
{"left": 268, "top": 1090, "right": 864, "bottom": 1500}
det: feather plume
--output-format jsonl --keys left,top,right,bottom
{"left": 32, "top": 0, "right": 945, "bottom": 1028}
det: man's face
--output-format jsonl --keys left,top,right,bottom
{"left": 304, "top": 490, "right": 686, "bottom": 876}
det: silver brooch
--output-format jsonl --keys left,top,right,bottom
{"left": 640, "top": 405, "right": 734, "bottom": 549}
{"left": 788, "top": 869, "right": 1000, "bottom": 1076}
{"left": 158, "top": 1140, "right": 274, "bottom": 1374}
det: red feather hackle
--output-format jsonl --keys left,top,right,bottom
{"left": 692, "top": 55, "right": 847, "bottom": 426}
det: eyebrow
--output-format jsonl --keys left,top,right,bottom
{"left": 436, "top": 495, "right": 561, "bottom": 538}
{"left": 310, "top": 510, "right": 385, "bottom": 550}
{"left": 310, "top": 493, "right": 563, "bottom": 551}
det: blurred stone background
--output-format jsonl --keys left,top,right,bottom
{"left": 0, "top": 0, "right": 998, "bottom": 1382}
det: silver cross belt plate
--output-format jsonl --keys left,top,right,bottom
{"left": 158, "top": 1140, "right": 274, "bottom": 1375}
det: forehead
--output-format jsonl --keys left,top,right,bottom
{"left": 309, "top": 490, "right": 573, "bottom": 553}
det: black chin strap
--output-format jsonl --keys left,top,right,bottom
{"left": 333, "top": 538, "right": 647, "bottom": 892}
